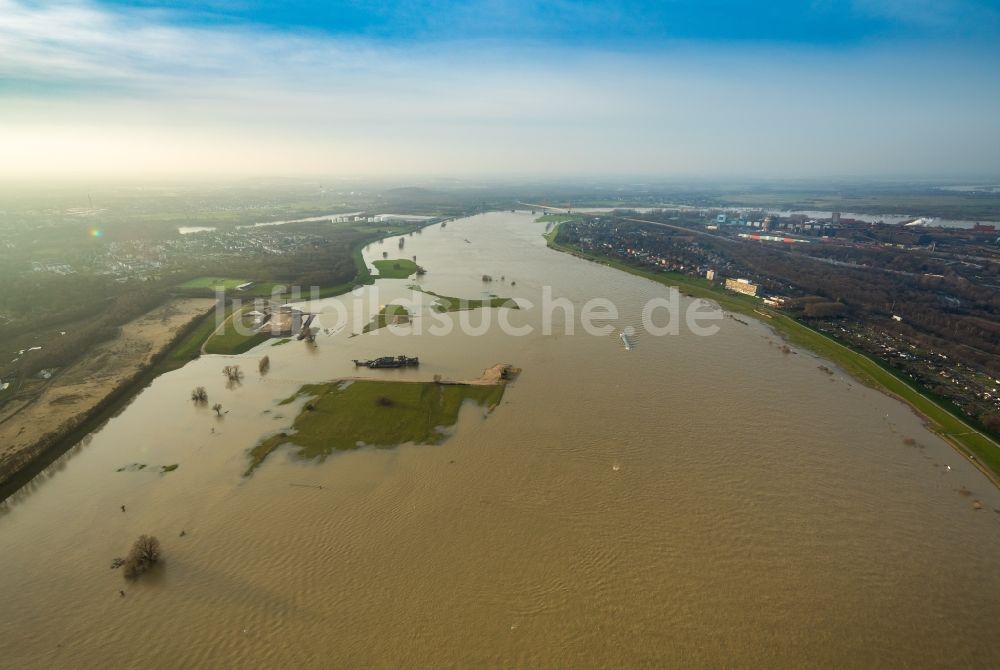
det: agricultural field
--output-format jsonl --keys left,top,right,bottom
{"left": 177, "top": 277, "right": 249, "bottom": 290}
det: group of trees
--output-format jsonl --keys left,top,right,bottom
{"left": 191, "top": 385, "right": 222, "bottom": 415}
{"left": 192, "top": 359, "right": 274, "bottom": 417}
{"left": 799, "top": 300, "right": 847, "bottom": 319}
{"left": 222, "top": 365, "right": 243, "bottom": 382}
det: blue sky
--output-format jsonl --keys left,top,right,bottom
{"left": 95, "top": 0, "right": 1000, "bottom": 44}
{"left": 1, "top": 0, "right": 999, "bottom": 178}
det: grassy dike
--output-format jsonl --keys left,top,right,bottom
{"left": 544, "top": 221, "right": 1000, "bottom": 485}
{"left": 154, "top": 305, "right": 225, "bottom": 372}
{"left": 202, "top": 306, "right": 271, "bottom": 355}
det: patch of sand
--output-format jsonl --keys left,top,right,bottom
{"left": 467, "top": 363, "right": 519, "bottom": 385}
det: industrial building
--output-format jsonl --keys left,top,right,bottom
{"left": 725, "top": 277, "right": 759, "bottom": 297}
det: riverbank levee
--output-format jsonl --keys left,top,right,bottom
{"left": 245, "top": 365, "right": 515, "bottom": 475}
{"left": 0, "top": 298, "right": 216, "bottom": 494}
{"left": 545, "top": 218, "right": 1000, "bottom": 486}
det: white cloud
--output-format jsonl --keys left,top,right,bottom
{"left": 0, "top": 0, "right": 998, "bottom": 178}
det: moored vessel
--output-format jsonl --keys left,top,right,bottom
{"left": 352, "top": 355, "right": 420, "bottom": 369}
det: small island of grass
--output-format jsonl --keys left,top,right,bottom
{"left": 372, "top": 258, "right": 420, "bottom": 278}
{"left": 115, "top": 463, "right": 147, "bottom": 472}
{"left": 115, "top": 462, "right": 178, "bottom": 474}
{"left": 363, "top": 304, "right": 413, "bottom": 333}
{"left": 411, "top": 287, "right": 518, "bottom": 313}
{"left": 246, "top": 369, "right": 514, "bottom": 475}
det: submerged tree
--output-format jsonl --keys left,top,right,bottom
{"left": 258, "top": 355, "right": 270, "bottom": 375}
{"left": 212, "top": 403, "right": 223, "bottom": 416}
{"left": 191, "top": 387, "right": 208, "bottom": 403}
{"left": 123, "top": 535, "right": 161, "bottom": 580}
{"left": 222, "top": 365, "right": 243, "bottom": 382}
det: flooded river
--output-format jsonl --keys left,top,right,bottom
{"left": 1, "top": 212, "right": 998, "bottom": 668}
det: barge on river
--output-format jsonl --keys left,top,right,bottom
{"left": 353, "top": 355, "right": 420, "bottom": 369}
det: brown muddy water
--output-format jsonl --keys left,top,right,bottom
{"left": 1, "top": 212, "right": 998, "bottom": 668}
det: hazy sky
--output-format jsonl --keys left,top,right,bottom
{"left": 1, "top": 0, "right": 999, "bottom": 179}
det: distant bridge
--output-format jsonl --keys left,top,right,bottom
{"left": 518, "top": 202, "right": 737, "bottom": 244}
